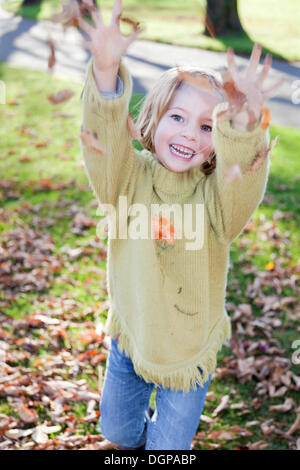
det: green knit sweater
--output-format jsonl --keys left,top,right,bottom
{"left": 80, "top": 57, "right": 270, "bottom": 393}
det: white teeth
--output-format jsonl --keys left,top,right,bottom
{"left": 170, "top": 145, "right": 194, "bottom": 159}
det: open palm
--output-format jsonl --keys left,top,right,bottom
{"left": 223, "top": 43, "right": 284, "bottom": 129}
{"left": 77, "top": 0, "right": 143, "bottom": 72}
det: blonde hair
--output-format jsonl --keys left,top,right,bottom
{"left": 135, "top": 65, "right": 225, "bottom": 175}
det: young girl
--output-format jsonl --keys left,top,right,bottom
{"left": 78, "top": 0, "right": 282, "bottom": 451}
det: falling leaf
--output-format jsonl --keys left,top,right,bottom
{"left": 47, "top": 89, "right": 74, "bottom": 104}
{"left": 79, "top": 129, "right": 106, "bottom": 157}
{"left": 245, "top": 136, "right": 279, "bottom": 174}
{"left": 47, "top": 38, "right": 56, "bottom": 71}
{"left": 120, "top": 16, "right": 141, "bottom": 31}
{"left": 261, "top": 107, "right": 271, "bottom": 130}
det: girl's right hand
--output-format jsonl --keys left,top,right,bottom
{"left": 77, "top": 0, "right": 143, "bottom": 74}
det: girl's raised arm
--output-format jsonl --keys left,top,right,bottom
{"left": 78, "top": 0, "right": 143, "bottom": 206}
{"left": 203, "top": 43, "right": 284, "bottom": 245}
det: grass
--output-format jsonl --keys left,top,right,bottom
{"left": 2, "top": 0, "right": 300, "bottom": 61}
{"left": 0, "top": 61, "right": 299, "bottom": 449}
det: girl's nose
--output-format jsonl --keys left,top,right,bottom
{"left": 181, "top": 127, "right": 197, "bottom": 141}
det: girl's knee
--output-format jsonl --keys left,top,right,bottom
{"left": 99, "top": 412, "right": 143, "bottom": 447}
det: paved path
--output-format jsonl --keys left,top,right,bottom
{"left": 0, "top": 6, "right": 299, "bottom": 128}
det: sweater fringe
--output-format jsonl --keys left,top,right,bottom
{"left": 103, "top": 311, "right": 232, "bottom": 393}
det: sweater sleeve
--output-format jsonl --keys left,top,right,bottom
{"left": 203, "top": 102, "right": 271, "bottom": 245}
{"left": 79, "top": 57, "right": 135, "bottom": 207}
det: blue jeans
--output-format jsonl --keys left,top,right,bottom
{"left": 99, "top": 337, "right": 212, "bottom": 450}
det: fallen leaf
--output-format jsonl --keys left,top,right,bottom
{"left": 285, "top": 408, "right": 300, "bottom": 436}
{"left": 269, "top": 398, "right": 295, "bottom": 412}
{"left": 17, "top": 403, "right": 39, "bottom": 423}
{"left": 47, "top": 89, "right": 74, "bottom": 104}
{"left": 212, "top": 394, "right": 230, "bottom": 417}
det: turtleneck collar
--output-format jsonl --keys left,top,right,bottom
{"left": 140, "top": 149, "right": 206, "bottom": 196}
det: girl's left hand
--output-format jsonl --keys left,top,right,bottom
{"left": 221, "top": 43, "right": 284, "bottom": 131}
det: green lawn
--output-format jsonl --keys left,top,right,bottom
{"left": 2, "top": 0, "right": 300, "bottom": 61}
{"left": 0, "top": 62, "right": 299, "bottom": 450}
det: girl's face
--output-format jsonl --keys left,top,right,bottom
{"left": 153, "top": 82, "right": 221, "bottom": 172}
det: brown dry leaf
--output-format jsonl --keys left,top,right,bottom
{"left": 247, "top": 440, "right": 270, "bottom": 450}
{"left": 269, "top": 397, "right": 295, "bottom": 412}
{"left": 120, "top": 16, "right": 141, "bottom": 31}
{"left": 285, "top": 407, "right": 300, "bottom": 436}
{"left": 7, "top": 99, "right": 22, "bottom": 106}
{"left": 79, "top": 129, "right": 106, "bottom": 157}
{"left": 17, "top": 403, "right": 39, "bottom": 423}
{"left": 208, "top": 430, "right": 235, "bottom": 440}
{"left": 47, "top": 89, "right": 74, "bottom": 104}
{"left": 261, "top": 419, "right": 276, "bottom": 435}
{"left": 47, "top": 38, "right": 56, "bottom": 71}
{"left": 245, "top": 136, "right": 279, "bottom": 174}
{"left": 0, "top": 414, "right": 10, "bottom": 431}
{"left": 19, "top": 156, "right": 32, "bottom": 162}
{"left": 19, "top": 125, "right": 38, "bottom": 137}
{"left": 127, "top": 113, "right": 141, "bottom": 140}
{"left": 77, "top": 328, "right": 104, "bottom": 345}
{"left": 212, "top": 394, "right": 230, "bottom": 417}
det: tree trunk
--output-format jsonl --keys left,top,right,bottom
{"left": 22, "top": 0, "right": 42, "bottom": 5}
{"left": 205, "top": 0, "right": 244, "bottom": 36}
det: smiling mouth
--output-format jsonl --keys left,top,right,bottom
{"left": 169, "top": 144, "right": 195, "bottom": 160}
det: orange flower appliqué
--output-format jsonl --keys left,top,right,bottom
{"left": 152, "top": 215, "right": 176, "bottom": 252}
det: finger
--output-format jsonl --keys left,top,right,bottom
{"left": 111, "top": 0, "right": 122, "bottom": 26}
{"left": 123, "top": 26, "right": 145, "bottom": 48}
{"left": 256, "top": 53, "right": 272, "bottom": 88}
{"left": 246, "top": 42, "right": 262, "bottom": 80}
{"left": 77, "top": 14, "right": 95, "bottom": 37}
{"left": 89, "top": 3, "right": 103, "bottom": 27}
{"left": 227, "top": 47, "right": 241, "bottom": 85}
{"left": 263, "top": 76, "right": 285, "bottom": 100}
{"left": 81, "top": 37, "right": 92, "bottom": 51}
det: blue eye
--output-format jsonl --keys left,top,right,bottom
{"left": 201, "top": 125, "right": 212, "bottom": 132}
{"left": 171, "top": 114, "right": 183, "bottom": 122}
